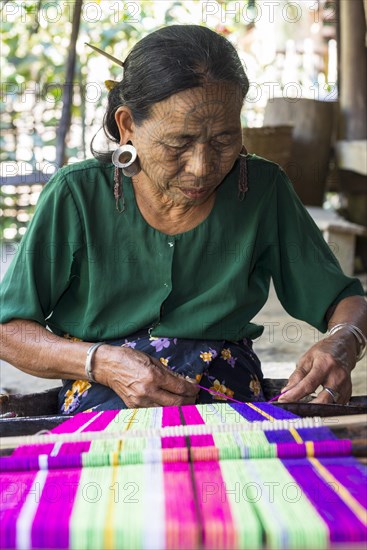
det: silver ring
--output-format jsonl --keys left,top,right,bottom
{"left": 322, "top": 386, "right": 340, "bottom": 404}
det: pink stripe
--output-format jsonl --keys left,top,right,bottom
{"left": 193, "top": 461, "right": 236, "bottom": 550}
{"left": 180, "top": 406, "right": 214, "bottom": 447}
{"left": 162, "top": 406, "right": 186, "bottom": 449}
{"left": 179, "top": 408, "right": 236, "bottom": 548}
{"left": 59, "top": 410, "right": 120, "bottom": 455}
{"left": 10, "top": 411, "right": 120, "bottom": 549}
{"left": 0, "top": 473, "right": 36, "bottom": 549}
{"left": 162, "top": 407, "right": 199, "bottom": 547}
{"left": 0, "top": 416, "right": 104, "bottom": 547}
{"left": 12, "top": 410, "right": 120, "bottom": 459}
{"left": 11, "top": 412, "right": 100, "bottom": 457}
{"left": 163, "top": 461, "right": 199, "bottom": 549}
{"left": 31, "top": 469, "right": 81, "bottom": 549}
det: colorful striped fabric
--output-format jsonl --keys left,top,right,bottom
{"left": 1, "top": 403, "right": 366, "bottom": 549}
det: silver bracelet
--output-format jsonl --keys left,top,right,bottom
{"left": 327, "top": 323, "right": 367, "bottom": 361}
{"left": 85, "top": 342, "right": 106, "bottom": 383}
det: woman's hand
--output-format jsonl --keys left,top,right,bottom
{"left": 278, "top": 330, "right": 358, "bottom": 404}
{"left": 94, "top": 345, "right": 199, "bottom": 408}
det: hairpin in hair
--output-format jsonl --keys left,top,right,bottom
{"left": 105, "top": 80, "right": 118, "bottom": 91}
{"left": 84, "top": 42, "right": 125, "bottom": 67}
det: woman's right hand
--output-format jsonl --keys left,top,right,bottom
{"left": 94, "top": 345, "right": 199, "bottom": 408}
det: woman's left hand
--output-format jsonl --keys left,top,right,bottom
{"left": 277, "top": 333, "right": 357, "bottom": 404}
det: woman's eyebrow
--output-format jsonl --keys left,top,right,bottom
{"left": 163, "top": 129, "right": 236, "bottom": 140}
{"left": 163, "top": 133, "right": 196, "bottom": 140}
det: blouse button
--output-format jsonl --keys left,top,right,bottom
{"left": 168, "top": 241, "right": 174, "bottom": 247}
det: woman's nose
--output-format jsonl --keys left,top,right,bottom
{"left": 184, "top": 143, "right": 214, "bottom": 179}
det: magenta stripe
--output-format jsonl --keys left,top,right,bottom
{"left": 0, "top": 472, "right": 36, "bottom": 549}
{"left": 29, "top": 411, "right": 120, "bottom": 549}
{"left": 162, "top": 408, "right": 199, "bottom": 546}
{"left": 59, "top": 410, "right": 120, "bottom": 455}
{"left": 31, "top": 469, "right": 81, "bottom": 549}
{"left": 163, "top": 461, "right": 199, "bottom": 549}
{"left": 180, "top": 405, "right": 215, "bottom": 447}
{"left": 180, "top": 407, "right": 235, "bottom": 548}
{"left": 161, "top": 406, "right": 186, "bottom": 449}
{"left": 11, "top": 412, "right": 99, "bottom": 457}
{"left": 193, "top": 461, "right": 236, "bottom": 549}
{"left": 12, "top": 411, "right": 120, "bottom": 459}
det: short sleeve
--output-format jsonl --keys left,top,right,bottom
{"left": 0, "top": 170, "right": 84, "bottom": 326}
{"left": 267, "top": 168, "right": 365, "bottom": 333}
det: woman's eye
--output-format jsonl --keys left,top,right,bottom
{"left": 168, "top": 143, "right": 189, "bottom": 150}
{"left": 212, "top": 137, "right": 232, "bottom": 146}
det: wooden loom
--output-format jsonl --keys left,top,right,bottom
{"left": 0, "top": 403, "right": 366, "bottom": 550}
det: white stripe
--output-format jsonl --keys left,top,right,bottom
{"left": 16, "top": 470, "right": 48, "bottom": 550}
{"left": 75, "top": 411, "right": 104, "bottom": 433}
{"left": 38, "top": 455, "right": 48, "bottom": 470}
{"left": 50, "top": 411, "right": 104, "bottom": 457}
{"left": 143, "top": 462, "right": 165, "bottom": 550}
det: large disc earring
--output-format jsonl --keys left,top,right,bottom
{"left": 112, "top": 144, "right": 141, "bottom": 177}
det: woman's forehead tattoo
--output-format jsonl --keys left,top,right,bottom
{"left": 144, "top": 84, "right": 242, "bottom": 143}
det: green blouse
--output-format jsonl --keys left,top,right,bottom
{"left": 0, "top": 155, "right": 363, "bottom": 341}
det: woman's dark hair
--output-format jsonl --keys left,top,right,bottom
{"left": 92, "top": 24, "right": 249, "bottom": 160}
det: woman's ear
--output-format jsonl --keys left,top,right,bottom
{"left": 115, "top": 106, "right": 134, "bottom": 144}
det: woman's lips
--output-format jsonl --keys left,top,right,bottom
{"left": 180, "top": 187, "right": 212, "bottom": 199}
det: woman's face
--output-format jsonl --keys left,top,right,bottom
{"left": 118, "top": 82, "right": 244, "bottom": 206}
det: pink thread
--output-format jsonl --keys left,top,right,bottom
{"left": 195, "top": 382, "right": 295, "bottom": 405}
{"left": 267, "top": 387, "right": 293, "bottom": 403}
{"left": 195, "top": 383, "right": 248, "bottom": 405}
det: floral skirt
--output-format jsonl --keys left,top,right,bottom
{"left": 58, "top": 331, "right": 265, "bottom": 414}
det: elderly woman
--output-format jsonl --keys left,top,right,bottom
{"left": 0, "top": 25, "right": 366, "bottom": 414}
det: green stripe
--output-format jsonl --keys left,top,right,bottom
{"left": 220, "top": 459, "right": 263, "bottom": 549}
{"left": 70, "top": 466, "right": 115, "bottom": 549}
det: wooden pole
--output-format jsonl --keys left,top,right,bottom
{"left": 55, "top": 0, "right": 83, "bottom": 168}
{"left": 1, "top": 415, "right": 366, "bottom": 451}
{"left": 339, "top": 0, "right": 367, "bottom": 140}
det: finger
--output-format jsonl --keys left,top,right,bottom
{"left": 280, "top": 363, "right": 312, "bottom": 393}
{"left": 310, "top": 382, "right": 351, "bottom": 405}
{"left": 149, "top": 388, "right": 198, "bottom": 407}
{"left": 147, "top": 357, "right": 199, "bottom": 396}
{"left": 157, "top": 370, "right": 200, "bottom": 397}
{"left": 278, "top": 362, "right": 324, "bottom": 403}
{"left": 310, "top": 388, "right": 337, "bottom": 405}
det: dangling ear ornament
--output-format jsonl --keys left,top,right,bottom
{"left": 112, "top": 144, "right": 141, "bottom": 177}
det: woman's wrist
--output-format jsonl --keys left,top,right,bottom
{"left": 325, "top": 326, "right": 358, "bottom": 366}
{"left": 90, "top": 344, "right": 131, "bottom": 387}
{"left": 327, "top": 323, "right": 366, "bottom": 361}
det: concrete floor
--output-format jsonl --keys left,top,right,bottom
{"left": 1, "top": 245, "right": 366, "bottom": 396}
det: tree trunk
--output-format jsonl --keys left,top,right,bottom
{"left": 55, "top": 0, "right": 83, "bottom": 168}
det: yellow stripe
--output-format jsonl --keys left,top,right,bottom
{"left": 104, "top": 465, "right": 118, "bottom": 550}
{"left": 289, "top": 428, "right": 303, "bottom": 443}
{"left": 305, "top": 441, "right": 314, "bottom": 457}
{"left": 104, "top": 409, "right": 139, "bottom": 549}
{"left": 111, "top": 451, "right": 119, "bottom": 466}
{"left": 245, "top": 402, "right": 275, "bottom": 421}
{"left": 125, "top": 409, "right": 139, "bottom": 431}
{"left": 309, "top": 457, "right": 367, "bottom": 527}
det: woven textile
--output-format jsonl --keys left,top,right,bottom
{"left": 1, "top": 403, "right": 366, "bottom": 549}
